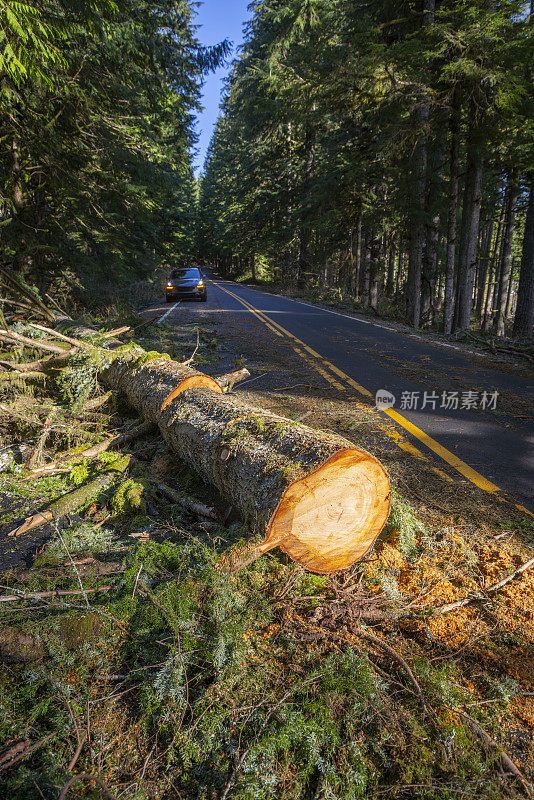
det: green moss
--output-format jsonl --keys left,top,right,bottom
{"left": 68, "top": 461, "right": 89, "bottom": 486}
{"left": 135, "top": 350, "right": 169, "bottom": 365}
{"left": 111, "top": 478, "right": 147, "bottom": 515}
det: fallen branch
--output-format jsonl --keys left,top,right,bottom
{"left": 155, "top": 482, "right": 218, "bottom": 520}
{"left": 0, "top": 586, "right": 112, "bottom": 603}
{"left": 103, "top": 325, "right": 130, "bottom": 338}
{"left": 458, "top": 710, "right": 532, "bottom": 797}
{"left": 27, "top": 322, "right": 91, "bottom": 350}
{"left": 0, "top": 370, "right": 48, "bottom": 385}
{"left": 0, "top": 733, "right": 55, "bottom": 773}
{"left": 27, "top": 421, "right": 153, "bottom": 479}
{"left": 215, "top": 367, "right": 251, "bottom": 392}
{"left": 181, "top": 326, "right": 200, "bottom": 365}
{"left": 0, "top": 348, "right": 75, "bottom": 374}
{"left": 437, "top": 555, "right": 534, "bottom": 614}
{"left": 58, "top": 772, "right": 119, "bottom": 800}
{"left": 25, "top": 408, "right": 57, "bottom": 468}
{"left": 0, "top": 329, "right": 65, "bottom": 355}
{"left": 126, "top": 317, "right": 158, "bottom": 336}
{"left": 9, "top": 462, "right": 129, "bottom": 537}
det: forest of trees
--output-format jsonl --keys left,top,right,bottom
{"left": 198, "top": 0, "right": 534, "bottom": 337}
{"left": 2, "top": 1, "right": 532, "bottom": 338}
{"left": 0, "top": 1, "right": 226, "bottom": 296}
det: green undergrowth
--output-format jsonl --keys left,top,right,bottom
{"left": 0, "top": 301, "right": 531, "bottom": 799}
{"left": 0, "top": 529, "right": 521, "bottom": 800}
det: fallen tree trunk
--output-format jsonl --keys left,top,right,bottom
{"left": 101, "top": 351, "right": 391, "bottom": 573}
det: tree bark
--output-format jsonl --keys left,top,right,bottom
{"left": 406, "top": 103, "right": 429, "bottom": 328}
{"left": 11, "top": 137, "right": 24, "bottom": 211}
{"left": 453, "top": 124, "right": 484, "bottom": 332}
{"left": 351, "top": 215, "right": 362, "bottom": 300}
{"left": 513, "top": 172, "right": 534, "bottom": 338}
{"left": 421, "top": 118, "right": 446, "bottom": 326}
{"left": 475, "top": 220, "right": 493, "bottom": 321}
{"left": 442, "top": 115, "right": 458, "bottom": 335}
{"left": 386, "top": 237, "right": 396, "bottom": 297}
{"left": 494, "top": 172, "right": 519, "bottom": 336}
{"left": 100, "top": 351, "right": 391, "bottom": 574}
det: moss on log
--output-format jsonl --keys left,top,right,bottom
{"left": 101, "top": 351, "right": 391, "bottom": 573}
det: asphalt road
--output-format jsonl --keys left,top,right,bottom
{"left": 164, "top": 277, "right": 534, "bottom": 512}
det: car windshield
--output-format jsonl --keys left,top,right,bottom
{"left": 170, "top": 268, "right": 201, "bottom": 280}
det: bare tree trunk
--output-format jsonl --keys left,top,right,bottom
{"left": 362, "top": 231, "right": 371, "bottom": 307}
{"left": 11, "top": 138, "right": 24, "bottom": 211}
{"left": 494, "top": 172, "right": 519, "bottom": 336}
{"left": 406, "top": 104, "right": 429, "bottom": 328}
{"left": 483, "top": 193, "right": 506, "bottom": 330}
{"left": 453, "top": 121, "right": 484, "bottom": 332}
{"left": 475, "top": 220, "right": 493, "bottom": 321}
{"left": 421, "top": 117, "right": 446, "bottom": 326}
{"left": 513, "top": 172, "right": 534, "bottom": 338}
{"left": 505, "top": 258, "right": 515, "bottom": 320}
{"left": 297, "top": 123, "right": 316, "bottom": 283}
{"left": 351, "top": 215, "right": 362, "bottom": 300}
{"left": 386, "top": 237, "right": 396, "bottom": 296}
{"left": 443, "top": 99, "right": 460, "bottom": 334}
{"left": 369, "top": 236, "right": 380, "bottom": 308}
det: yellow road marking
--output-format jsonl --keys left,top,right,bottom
{"left": 385, "top": 408, "right": 500, "bottom": 494}
{"left": 211, "top": 280, "right": 530, "bottom": 510}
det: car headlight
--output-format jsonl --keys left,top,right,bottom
{"left": 166, "top": 284, "right": 173, "bottom": 289}
{"left": 197, "top": 281, "right": 205, "bottom": 288}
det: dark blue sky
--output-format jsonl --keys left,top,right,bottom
{"left": 193, "top": 0, "right": 250, "bottom": 174}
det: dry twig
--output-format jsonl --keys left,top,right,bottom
{"left": 437, "top": 555, "right": 534, "bottom": 614}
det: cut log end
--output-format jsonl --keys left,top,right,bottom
{"left": 161, "top": 375, "right": 222, "bottom": 411}
{"left": 264, "top": 448, "right": 391, "bottom": 574}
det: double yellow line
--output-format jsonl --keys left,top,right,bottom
{"left": 212, "top": 280, "right": 532, "bottom": 516}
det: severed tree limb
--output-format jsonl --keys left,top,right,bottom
{"left": 458, "top": 710, "right": 532, "bottom": 797}
{"left": 215, "top": 367, "right": 251, "bottom": 392}
{"left": 437, "top": 555, "right": 534, "bottom": 614}
{"left": 0, "top": 733, "right": 55, "bottom": 773}
{"left": 103, "top": 326, "right": 130, "bottom": 338}
{"left": 27, "top": 322, "right": 91, "bottom": 349}
{"left": 155, "top": 482, "right": 218, "bottom": 520}
{"left": 0, "top": 330, "right": 66, "bottom": 354}
{"left": 9, "top": 462, "right": 129, "bottom": 537}
{"left": 27, "top": 421, "right": 154, "bottom": 479}
{"left": 0, "top": 586, "right": 112, "bottom": 604}
{"left": 0, "top": 370, "right": 48, "bottom": 385}
{"left": 0, "top": 347, "right": 76, "bottom": 374}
